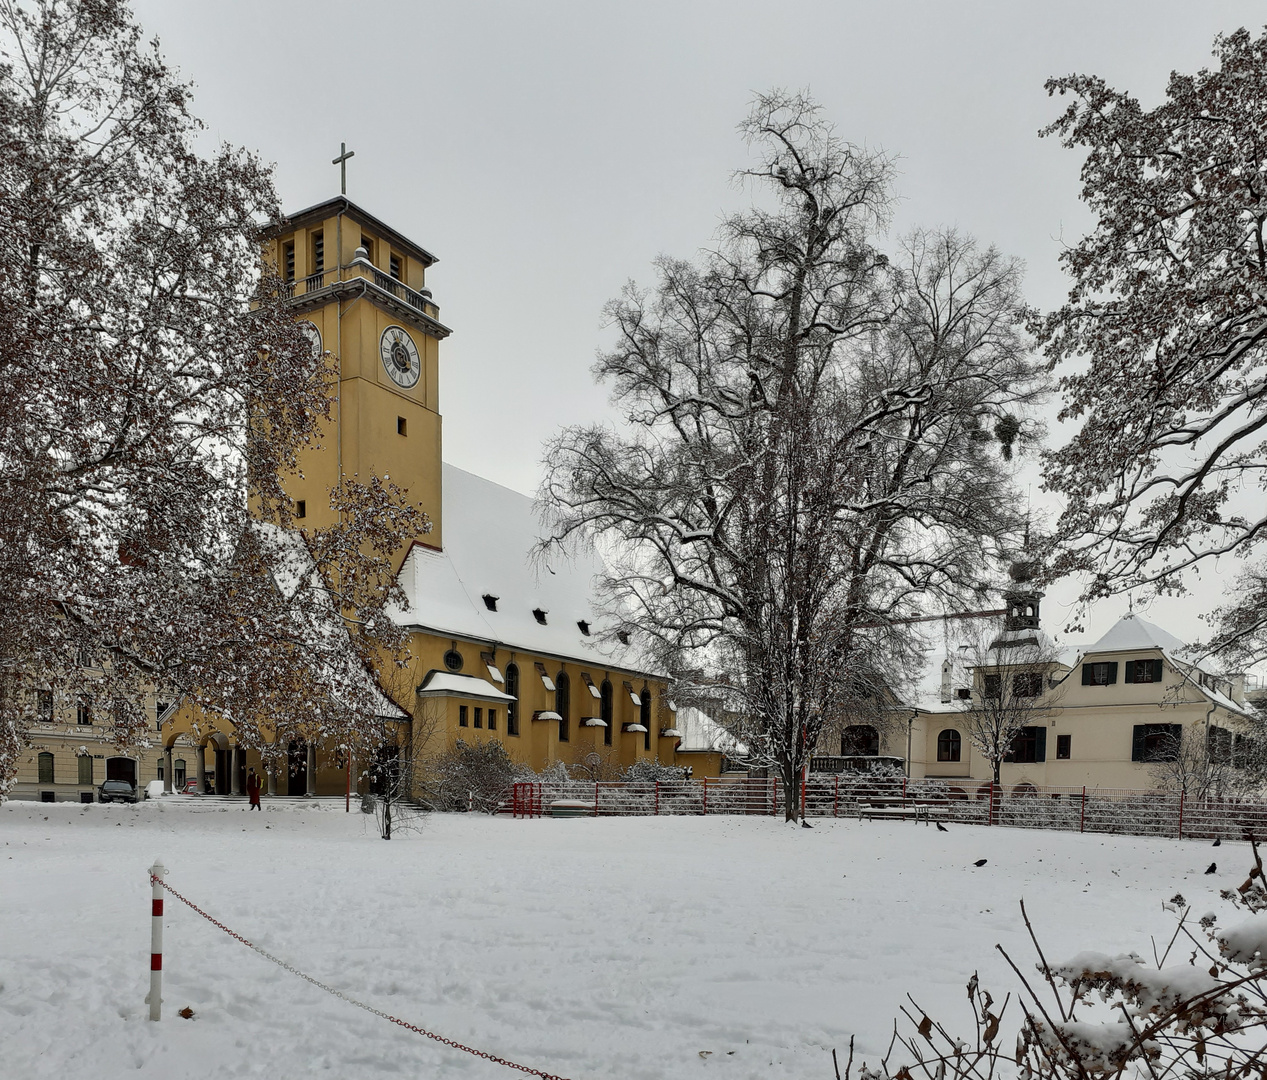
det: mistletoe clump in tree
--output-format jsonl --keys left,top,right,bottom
{"left": 1040, "top": 29, "right": 1267, "bottom": 665}
{"left": 540, "top": 91, "right": 1044, "bottom": 820}
{"left": 0, "top": 0, "right": 427, "bottom": 794}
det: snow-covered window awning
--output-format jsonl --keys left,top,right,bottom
{"left": 581, "top": 717, "right": 607, "bottom": 727}
{"left": 623, "top": 680, "right": 642, "bottom": 706}
{"left": 581, "top": 672, "right": 602, "bottom": 699}
{"left": 533, "top": 710, "right": 562, "bottom": 722}
{"left": 622, "top": 723, "right": 648, "bottom": 734}
{"left": 481, "top": 652, "right": 504, "bottom": 684}
{"left": 535, "top": 662, "right": 555, "bottom": 692}
{"left": 416, "top": 670, "right": 517, "bottom": 702}
{"left": 659, "top": 727, "right": 683, "bottom": 738}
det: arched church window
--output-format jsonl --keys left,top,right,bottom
{"left": 600, "top": 679, "right": 613, "bottom": 746}
{"left": 640, "top": 689, "right": 652, "bottom": 751}
{"left": 505, "top": 664, "right": 519, "bottom": 736}
{"left": 555, "top": 672, "right": 570, "bottom": 742}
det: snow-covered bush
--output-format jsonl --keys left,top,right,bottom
{"left": 428, "top": 739, "right": 529, "bottom": 813}
{"left": 852, "top": 843, "right": 1267, "bottom": 1080}
{"left": 622, "top": 759, "right": 686, "bottom": 783}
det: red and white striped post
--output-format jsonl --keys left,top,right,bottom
{"left": 148, "top": 858, "right": 166, "bottom": 1021}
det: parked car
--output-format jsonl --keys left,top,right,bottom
{"left": 183, "top": 778, "right": 200, "bottom": 794}
{"left": 98, "top": 779, "right": 144, "bottom": 803}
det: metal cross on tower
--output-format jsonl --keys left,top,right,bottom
{"left": 332, "top": 142, "right": 355, "bottom": 195}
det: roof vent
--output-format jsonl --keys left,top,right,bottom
{"left": 577, "top": 620, "right": 590, "bottom": 636}
{"left": 532, "top": 608, "right": 548, "bottom": 625}
{"left": 482, "top": 594, "right": 498, "bottom": 612}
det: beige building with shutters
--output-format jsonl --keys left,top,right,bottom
{"left": 900, "top": 600, "right": 1260, "bottom": 793}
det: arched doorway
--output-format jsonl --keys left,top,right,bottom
{"left": 287, "top": 740, "right": 307, "bottom": 796}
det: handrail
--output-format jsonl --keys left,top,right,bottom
{"left": 278, "top": 262, "right": 436, "bottom": 319}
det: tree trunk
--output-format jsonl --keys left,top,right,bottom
{"left": 780, "top": 759, "right": 800, "bottom": 822}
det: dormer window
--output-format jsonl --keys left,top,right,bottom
{"left": 616, "top": 630, "right": 630, "bottom": 645}
{"left": 482, "top": 594, "right": 498, "bottom": 612}
{"left": 577, "top": 620, "right": 590, "bottom": 636}
{"left": 533, "top": 608, "right": 548, "bottom": 625}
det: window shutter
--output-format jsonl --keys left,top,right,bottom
{"left": 1081, "top": 664, "right": 1093, "bottom": 685}
{"left": 1124, "top": 660, "right": 1136, "bottom": 683}
{"left": 1151, "top": 659, "right": 1164, "bottom": 682}
{"left": 1131, "top": 725, "right": 1146, "bottom": 762}
{"left": 1106, "top": 662, "right": 1118, "bottom": 684}
{"left": 1034, "top": 727, "right": 1047, "bottom": 763}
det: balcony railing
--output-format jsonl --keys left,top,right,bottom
{"left": 278, "top": 265, "right": 435, "bottom": 318}
{"left": 369, "top": 266, "right": 434, "bottom": 316}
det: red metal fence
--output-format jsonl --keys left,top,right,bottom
{"left": 508, "top": 776, "right": 1267, "bottom": 841}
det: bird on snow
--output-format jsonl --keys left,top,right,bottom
{"left": 936, "top": 822, "right": 948, "bottom": 832}
{"left": 974, "top": 858, "right": 988, "bottom": 867}
{"left": 1205, "top": 863, "right": 1218, "bottom": 875}
{"left": 1212, "top": 838, "right": 1221, "bottom": 847}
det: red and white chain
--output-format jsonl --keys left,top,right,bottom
{"left": 152, "top": 875, "right": 575, "bottom": 1080}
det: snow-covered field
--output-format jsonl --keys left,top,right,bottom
{"left": 0, "top": 798, "right": 1247, "bottom": 1079}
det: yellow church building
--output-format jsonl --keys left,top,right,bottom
{"left": 156, "top": 196, "right": 686, "bottom": 800}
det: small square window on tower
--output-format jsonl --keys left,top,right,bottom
{"left": 397, "top": 416, "right": 407, "bottom": 436}
{"left": 295, "top": 499, "right": 306, "bottom": 519}
{"left": 389, "top": 252, "right": 402, "bottom": 280}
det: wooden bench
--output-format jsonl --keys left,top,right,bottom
{"left": 853, "top": 800, "right": 949, "bottom": 824}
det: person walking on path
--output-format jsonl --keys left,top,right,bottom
{"left": 246, "top": 767, "right": 262, "bottom": 810}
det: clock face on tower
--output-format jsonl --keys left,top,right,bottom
{"left": 380, "top": 326, "right": 420, "bottom": 389}
{"left": 297, "top": 321, "right": 322, "bottom": 358}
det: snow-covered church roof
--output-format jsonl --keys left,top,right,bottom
{"left": 389, "top": 464, "right": 653, "bottom": 673}
{"left": 256, "top": 522, "right": 407, "bottom": 720}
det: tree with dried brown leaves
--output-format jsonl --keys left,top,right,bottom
{"left": 0, "top": 0, "right": 427, "bottom": 794}
{"left": 1039, "top": 29, "right": 1267, "bottom": 664}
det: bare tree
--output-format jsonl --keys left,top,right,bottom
{"left": 541, "top": 93, "right": 1043, "bottom": 819}
{"left": 1147, "top": 722, "right": 1266, "bottom": 800}
{"left": 0, "top": 0, "right": 428, "bottom": 793}
{"left": 959, "top": 616, "right": 1065, "bottom": 786}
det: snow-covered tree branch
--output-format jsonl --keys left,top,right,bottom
{"left": 539, "top": 90, "right": 1044, "bottom": 819}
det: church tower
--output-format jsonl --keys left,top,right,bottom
{"left": 264, "top": 197, "right": 452, "bottom": 549}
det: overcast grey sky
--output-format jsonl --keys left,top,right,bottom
{"left": 131, "top": 0, "right": 1267, "bottom": 651}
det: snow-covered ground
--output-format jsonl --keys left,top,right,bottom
{"left": 0, "top": 798, "right": 1247, "bottom": 1079}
